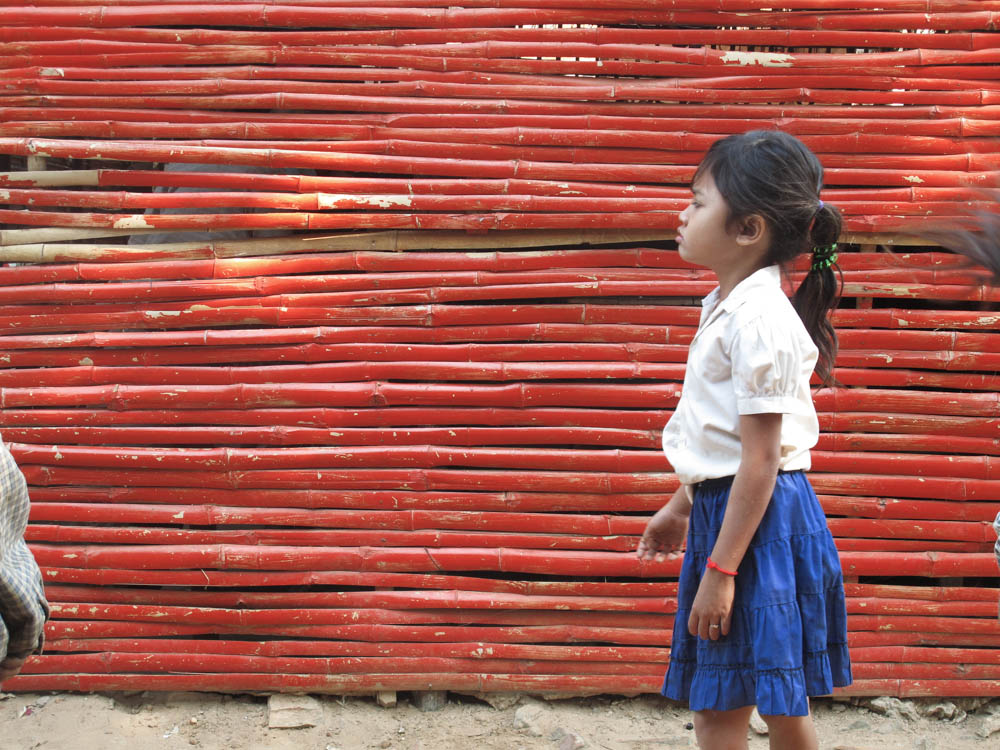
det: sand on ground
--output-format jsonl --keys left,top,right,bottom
{"left": 2, "top": 690, "right": 997, "bottom": 750}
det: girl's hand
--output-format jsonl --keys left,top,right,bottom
{"left": 688, "top": 569, "right": 736, "bottom": 641}
{"left": 636, "top": 500, "right": 690, "bottom": 561}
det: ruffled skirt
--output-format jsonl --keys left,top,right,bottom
{"left": 662, "top": 470, "right": 852, "bottom": 716}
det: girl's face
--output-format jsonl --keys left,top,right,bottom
{"left": 676, "top": 171, "right": 737, "bottom": 271}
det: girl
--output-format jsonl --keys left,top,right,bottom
{"left": 637, "top": 130, "right": 852, "bottom": 750}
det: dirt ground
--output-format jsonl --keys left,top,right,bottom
{"left": 1, "top": 690, "right": 997, "bottom": 750}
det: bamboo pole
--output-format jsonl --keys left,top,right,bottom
{"left": 0, "top": 228, "right": 675, "bottom": 263}
{"left": 36, "top": 566, "right": 681, "bottom": 596}
{"left": 6, "top": 110, "right": 1000, "bottom": 144}
{"left": 40, "top": 584, "right": 672, "bottom": 613}
{"left": 0, "top": 672, "right": 668, "bottom": 696}
{"left": 1, "top": 5, "right": 998, "bottom": 33}
{"left": 5, "top": 442, "right": 998, "bottom": 480}
{"left": 22, "top": 543, "right": 1000, "bottom": 578}
{"left": 2, "top": 188, "right": 995, "bottom": 221}
{"left": 23, "top": 504, "right": 997, "bottom": 545}
{"left": 0, "top": 9, "right": 997, "bottom": 49}
{"left": 27, "top": 638, "right": 674, "bottom": 664}
{"left": 23, "top": 523, "right": 996, "bottom": 554}
{"left": 8, "top": 73, "right": 1000, "bottom": 100}
{"left": 2, "top": 137, "right": 999, "bottom": 186}
{"left": 0, "top": 267, "right": 995, "bottom": 306}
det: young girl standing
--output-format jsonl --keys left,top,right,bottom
{"left": 637, "top": 130, "right": 852, "bottom": 750}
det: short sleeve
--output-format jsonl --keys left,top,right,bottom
{"left": 730, "top": 316, "right": 811, "bottom": 416}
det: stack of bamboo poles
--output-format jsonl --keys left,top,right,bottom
{"left": 1, "top": 2, "right": 998, "bottom": 697}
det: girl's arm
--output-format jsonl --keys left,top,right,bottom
{"left": 636, "top": 484, "right": 692, "bottom": 561}
{"left": 687, "top": 411, "right": 782, "bottom": 641}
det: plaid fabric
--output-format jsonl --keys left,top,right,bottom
{"left": 995, "top": 512, "right": 1000, "bottom": 619}
{"left": 995, "top": 512, "right": 1000, "bottom": 560}
{"left": 995, "top": 511, "right": 1000, "bottom": 572}
{"left": 0, "top": 439, "right": 48, "bottom": 660}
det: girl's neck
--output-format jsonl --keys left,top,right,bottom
{"left": 714, "top": 259, "right": 768, "bottom": 301}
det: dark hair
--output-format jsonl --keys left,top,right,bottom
{"left": 923, "top": 193, "right": 1000, "bottom": 286}
{"left": 694, "top": 129, "right": 843, "bottom": 385}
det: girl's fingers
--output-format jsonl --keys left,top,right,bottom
{"left": 637, "top": 539, "right": 657, "bottom": 559}
{"left": 688, "top": 611, "right": 727, "bottom": 640}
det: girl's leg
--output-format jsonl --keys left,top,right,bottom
{"left": 693, "top": 706, "right": 754, "bottom": 750}
{"left": 760, "top": 708, "right": 819, "bottom": 750}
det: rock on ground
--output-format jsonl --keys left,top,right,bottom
{"left": 266, "top": 694, "right": 323, "bottom": 729}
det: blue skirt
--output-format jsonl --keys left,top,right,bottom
{"left": 662, "top": 470, "right": 852, "bottom": 716}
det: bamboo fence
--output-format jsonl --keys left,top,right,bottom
{"left": 1, "top": 2, "right": 998, "bottom": 699}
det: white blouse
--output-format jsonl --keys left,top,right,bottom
{"left": 661, "top": 265, "right": 820, "bottom": 486}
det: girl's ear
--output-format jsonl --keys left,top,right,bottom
{"left": 735, "top": 213, "right": 768, "bottom": 246}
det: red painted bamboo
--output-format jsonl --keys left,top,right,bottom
{"left": 18, "top": 652, "right": 665, "bottom": 677}
{"left": 9, "top": 654, "right": 993, "bottom": 681}
{"left": 0, "top": 12, "right": 995, "bottom": 51}
{"left": 5, "top": 4, "right": 1000, "bottom": 701}
{"left": 26, "top": 638, "right": 993, "bottom": 667}
{"left": 28, "top": 504, "right": 644, "bottom": 536}
{"left": 2, "top": 138, "right": 998, "bottom": 193}
{"left": 36, "top": 639, "right": 671, "bottom": 665}
{"left": 38, "top": 619, "right": 673, "bottom": 647}
{"left": 2, "top": 672, "right": 669, "bottom": 696}
{"left": 0, "top": 262, "right": 996, "bottom": 304}
{"left": 0, "top": 25, "right": 991, "bottom": 57}
{"left": 27, "top": 525, "right": 646, "bottom": 553}
{"left": 5, "top": 443, "right": 998, "bottom": 481}
{"left": 818, "top": 434, "right": 1000, "bottom": 456}
{"left": 1, "top": 360, "right": 997, "bottom": 389}
{"left": 9, "top": 75, "right": 1000, "bottom": 106}
{"left": 0, "top": 303, "right": 998, "bottom": 340}
{"left": 39, "top": 584, "right": 668, "bottom": 613}
{"left": 36, "top": 566, "right": 680, "bottom": 597}
{"left": 23, "top": 504, "right": 994, "bottom": 545}
{"left": 1, "top": 384, "right": 994, "bottom": 417}
{"left": 3, "top": 425, "right": 662, "bottom": 448}
{"left": 11, "top": 425, "right": 994, "bottom": 453}
{"left": 0, "top": 5, "right": 997, "bottom": 33}
{"left": 24, "top": 544, "right": 1000, "bottom": 579}
{"left": 30, "top": 526, "right": 993, "bottom": 554}
{"left": 0, "top": 407, "right": 671, "bottom": 432}
{"left": 35, "top": 585, "right": 998, "bottom": 619}
{"left": 9, "top": 114, "right": 1000, "bottom": 144}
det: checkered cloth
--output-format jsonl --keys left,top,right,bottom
{"left": 995, "top": 512, "right": 1000, "bottom": 619}
{"left": 995, "top": 511, "right": 1000, "bottom": 572}
{"left": 0, "top": 439, "right": 48, "bottom": 661}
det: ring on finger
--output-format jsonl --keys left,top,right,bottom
{"left": 709, "top": 624, "right": 720, "bottom": 630}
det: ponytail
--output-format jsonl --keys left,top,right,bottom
{"left": 792, "top": 200, "right": 843, "bottom": 387}
{"left": 923, "top": 197, "right": 1000, "bottom": 285}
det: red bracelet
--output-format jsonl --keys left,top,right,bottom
{"left": 706, "top": 557, "right": 738, "bottom": 577}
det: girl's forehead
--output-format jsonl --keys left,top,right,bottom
{"left": 691, "top": 172, "right": 717, "bottom": 194}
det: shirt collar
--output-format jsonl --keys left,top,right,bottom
{"left": 716, "top": 264, "right": 783, "bottom": 314}
{"left": 695, "top": 265, "right": 783, "bottom": 336}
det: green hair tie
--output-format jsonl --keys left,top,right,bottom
{"left": 811, "top": 243, "right": 838, "bottom": 271}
